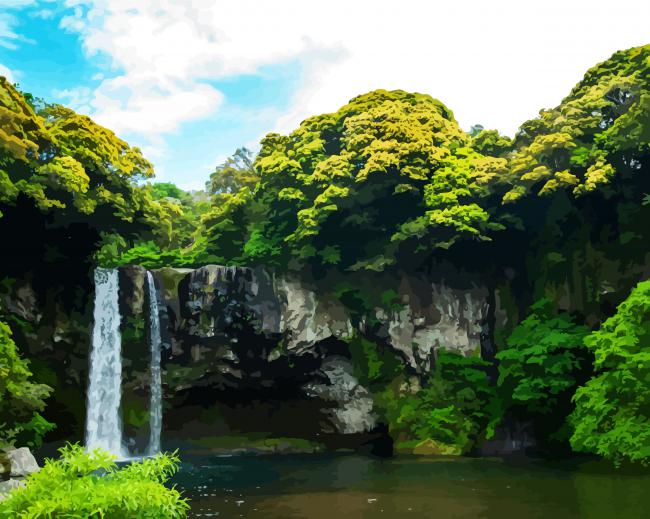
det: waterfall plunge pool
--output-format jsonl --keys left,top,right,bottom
{"left": 171, "top": 453, "right": 650, "bottom": 518}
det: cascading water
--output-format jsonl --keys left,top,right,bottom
{"left": 86, "top": 268, "right": 127, "bottom": 458}
{"left": 146, "top": 271, "right": 163, "bottom": 455}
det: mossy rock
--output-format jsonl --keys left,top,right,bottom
{"left": 411, "top": 439, "right": 462, "bottom": 456}
{"left": 154, "top": 268, "right": 193, "bottom": 300}
{"left": 191, "top": 434, "right": 325, "bottom": 454}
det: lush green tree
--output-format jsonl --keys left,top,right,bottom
{"left": 379, "top": 350, "right": 496, "bottom": 454}
{"left": 504, "top": 45, "right": 649, "bottom": 203}
{"left": 470, "top": 128, "right": 513, "bottom": 157}
{"left": 0, "top": 320, "right": 54, "bottom": 448}
{"left": 206, "top": 147, "right": 259, "bottom": 195}
{"left": 151, "top": 182, "right": 193, "bottom": 203}
{"left": 199, "top": 90, "right": 508, "bottom": 272}
{"left": 570, "top": 280, "right": 650, "bottom": 466}
{"left": 496, "top": 299, "right": 591, "bottom": 446}
{"left": 0, "top": 444, "right": 189, "bottom": 518}
{"left": 0, "top": 78, "right": 176, "bottom": 276}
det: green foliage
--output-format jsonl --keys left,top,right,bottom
{"left": 570, "top": 280, "right": 650, "bottom": 466}
{"left": 151, "top": 182, "right": 193, "bottom": 203}
{"left": 0, "top": 81, "right": 153, "bottom": 221}
{"left": 0, "top": 78, "right": 194, "bottom": 276}
{"left": 379, "top": 350, "right": 497, "bottom": 453}
{"left": 0, "top": 320, "right": 54, "bottom": 448}
{"left": 504, "top": 45, "right": 649, "bottom": 203}
{"left": 194, "top": 90, "right": 508, "bottom": 271}
{"left": 207, "top": 147, "right": 259, "bottom": 195}
{"left": 496, "top": 300, "right": 590, "bottom": 445}
{"left": 347, "top": 335, "right": 405, "bottom": 387}
{"left": 90, "top": 44, "right": 649, "bottom": 280}
{"left": 96, "top": 182, "right": 211, "bottom": 268}
{"left": 0, "top": 443, "right": 189, "bottom": 518}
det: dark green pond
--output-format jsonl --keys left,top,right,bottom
{"left": 173, "top": 454, "right": 650, "bottom": 518}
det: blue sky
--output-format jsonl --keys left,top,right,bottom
{"left": 1, "top": 0, "right": 649, "bottom": 190}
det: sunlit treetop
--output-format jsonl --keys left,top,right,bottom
{"left": 504, "top": 44, "right": 650, "bottom": 203}
{"left": 240, "top": 89, "right": 507, "bottom": 271}
{"left": 0, "top": 77, "right": 165, "bottom": 238}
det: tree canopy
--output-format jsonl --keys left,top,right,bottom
{"left": 570, "top": 280, "right": 650, "bottom": 466}
{"left": 199, "top": 90, "right": 509, "bottom": 271}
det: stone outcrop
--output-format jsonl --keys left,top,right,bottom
{"left": 114, "top": 264, "right": 497, "bottom": 450}
{"left": 143, "top": 266, "right": 491, "bottom": 372}
{"left": 303, "top": 356, "right": 376, "bottom": 434}
{"left": 0, "top": 447, "right": 39, "bottom": 501}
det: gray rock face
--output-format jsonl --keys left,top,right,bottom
{"left": 0, "top": 447, "right": 39, "bottom": 502}
{"left": 4, "top": 447, "right": 40, "bottom": 478}
{"left": 116, "top": 264, "right": 496, "bottom": 442}
{"left": 379, "top": 280, "right": 489, "bottom": 371}
{"left": 150, "top": 266, "right": 490, "bottom": 371}
{"left": 303, "top": 356, "right": 376, "bottom": 434}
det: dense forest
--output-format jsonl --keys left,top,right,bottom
{"left": 1, "top": 42, "right": 649, "bottom": 476}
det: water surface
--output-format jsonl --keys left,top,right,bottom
{"left": 173, "top": 453, "right": 650, "bottom": 518}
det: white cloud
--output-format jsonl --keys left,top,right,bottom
{"left": 89, "top": 77, "right": 223, "bottom": 136}
{"left": 0, "top": 13, "right": 22, "bottom": 49}
{"left": 265, "top": 0, "right": 650, "bottom": 137}
{"left": 0, "top": 1, "right": 38, "bottom": 50}
{"left": 0, "top": 63, "right": 15, "bottom": 83}
{"left": 58, "top": 0, "right": 650, "bottom": 149}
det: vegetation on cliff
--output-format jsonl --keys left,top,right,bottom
{"left": 0, "top": 44, "right": 649, "bottom": 464}
{"left": 0, "top": 321, "right": 53, "bottom": 448}
{"left": 570, "top": 280, "right": 650, "bottom": 466}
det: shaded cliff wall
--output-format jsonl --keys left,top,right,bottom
{"left": 111, "top": 264, "right": 498, "bottom": 450}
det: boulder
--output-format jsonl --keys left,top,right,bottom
{"left": 411, "top": 439, "right": 462, "bottom": 456}
{"left": 3, "top": 447, "right": 40, "bottom": 478}
{"left": 303, "top": 356, "right": 377, "bottom": 434}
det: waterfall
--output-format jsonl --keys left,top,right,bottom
{"left": 86, "top": 268, "right": 127, "bottom": 458}
{"left": 146, "top": 271, "right": 163, "bottom": 455}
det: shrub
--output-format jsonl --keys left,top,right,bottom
{"left": 379, "top": 350, "right": 497, "bottom": 453}
{"left": 570, "top": 280, "right": 650, "bottom": 466}
{"left": 496, "top": 299, "right": 591, "bottom": 445}
{"left": 347, "top": 334, "right": 405, "bottom": 387}
{"left": 0, "top": 320, "right": 54, "bottom": 448}
{"left": 0, "top": 444, "right": 189, "bottom": 518}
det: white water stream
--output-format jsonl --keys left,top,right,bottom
{"left": 146, "top": 271, "right": 163, "bottom": 455}
{"left": 86, "top": 268, "right": 127, "bottom": 458}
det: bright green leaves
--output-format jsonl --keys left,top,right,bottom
{"left": 505, "top": 44, "right": 650, "bottom": 204}
{"left": 0, "top": 80, "right": 159, "bottom": 239}
{"left": 379, "top": 350, "right": 497, "bottom": 454}
{"left": 0, "top": 320, "right": 54, "bottom": 448}
{"left": 570, "top": 280, "right": 650, "bottom": 466}
{"left": 185, "top": 47, "right": 649, "bottom": 273}
{"left": 393, "top": 146, "right": 506, "bottom": 249}
{"left": 496, "top": 299, "right": 591, "bottom": 447}
{"left": 226, "top": 89, "right": 506, "bottom": 271}
{"left": 0, "top": 77, "right": 47, "bottom": 163}
{"left": 38, "top": 156, "right": 89, "bottom": 195}
{"left": 497, "top": 300, "right": 589, "bottom": 415}
{"left": 0, "top": 444, "right": 189, "bottom": 518}
{"left": 43, "top": 105, "right": 153, "bottom": 181}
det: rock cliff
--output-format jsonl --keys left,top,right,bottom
{"left": 115, "top": 264, "right": 498, "bottom": 452}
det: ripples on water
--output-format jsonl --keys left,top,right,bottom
{"left": 172, "top": 454, "right": 650, "bottom": 518}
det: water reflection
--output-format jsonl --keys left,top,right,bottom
{"left": 172, "top": 454, "right": 650, "bottom": 518}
